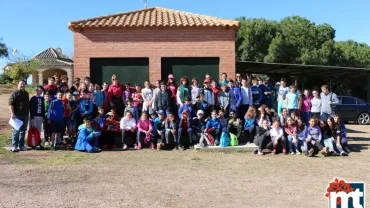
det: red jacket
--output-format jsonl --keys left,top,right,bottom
{"left": 108, "top": 83, "right": 124, "bottom": 102}
{"left": 103, "top": 120, "right": 120, "bottom": 132}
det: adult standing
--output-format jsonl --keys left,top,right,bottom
{"left": 235, "top": 73, "right": 242, "bottom": 88}
{"left": 320, "top": 85, "right": 339, "bottom": 120}
{"left": 310, "top": 90, "right": 321, "bottom": 119}
{"left": 176, "top": 76, "right": 191, "bottom": 107}
{"left": 9, "top": 80, "right": 30, "bottom": 152}
{"left": 108, "top": 74, "right": 125, "bottom": 117}
{"left": 167, "top": 74, "right": 178, "bottom": 112}
{"left": 276, "top": 78, "right": 290, "bottom": 116}
{"left": 259, "top": 76, "right": 274, "bottom": 108}
{"left": 240, "top": 78, "right": 252, "bottom": 119}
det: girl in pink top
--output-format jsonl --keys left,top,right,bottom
{"left": 284, "top": 117, "right": 298, "bottom": 155}
{"left": 301, "top": 89, "right": 312, "bottom": 125}
{"left": 136, "top": 113, "right": 153, "bottom": 149}
{"left": 132, "top": 84, "right": 143, "bottom": 112}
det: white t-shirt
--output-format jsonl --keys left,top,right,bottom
{"left": 141, "top": 88, "right": 153, "bottom": 102}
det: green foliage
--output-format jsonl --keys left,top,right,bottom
{"left": 0, "top": 38, "right": 8, "bottom": 58}
{"left": 5, "top": 53, "right": 42, "bottom": 83}
{"left": 236, "top": 16, "right": 370, "bottom": 68}
{"left": 0, "top": 73, "right": 13, "bottom": 84}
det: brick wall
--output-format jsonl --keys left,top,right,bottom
{"left": 73, "top": 27, "right": 236, "bottom": 83}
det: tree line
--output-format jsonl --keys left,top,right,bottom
{"left": 236, "top": 16, "right": 370, "bottom": 68}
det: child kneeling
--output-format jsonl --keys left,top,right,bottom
{"left": 75, "top": 118, "right": 101, "bottom": 153}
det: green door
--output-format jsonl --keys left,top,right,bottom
{"left": 161, "top": 58, "right": 220, "bottom": 82}
{"left": 90, "top": 58, "right": 149, "bottom": 85}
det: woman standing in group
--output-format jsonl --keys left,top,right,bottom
{"left": 177, "top": 76, "right": 191, "bottom": 107}
{"left": 167, "top": 74, "right": 178, "bottom": 111}
{"left": 190, "top": 78, "right": 200, "bottom": 104}
{"left": 310, "top": 90, "right": 321, "bottom": 119}
{"left": 108, "top": 75, "right": 125, "bottom": 117}
{"left": 301, "top": 89, "right": 312, "bottom": 125}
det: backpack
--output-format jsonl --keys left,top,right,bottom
{"left": 27, "top": 127, "right": 41, "bottom": 147}
{"left": 219, "top": 132, "right": 230, "bottom": 147}
{"left": 229, "top": 133, "right": 239, "bottom": 146}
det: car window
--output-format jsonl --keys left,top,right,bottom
{"left": 355, "top": 99, "right": 365, "bottom": 105}
{"left": 341, "top": 97, "right": 356, "bottom": 105}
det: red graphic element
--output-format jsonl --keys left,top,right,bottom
{"left": 325, "top": 178, "right": 354, "bottom": 205}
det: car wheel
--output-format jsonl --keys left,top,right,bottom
{"left": 357, "top": 112, "right": 370, "bottom": 125}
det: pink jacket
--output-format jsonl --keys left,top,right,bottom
{"left": 137, "top": 119, "right": 153, "bottom": 132}
{"left": 302, "top": 96, "right": 312, "bottom": 112}
{"left": 284, "top": 124, "right": 297, "bottom": 136}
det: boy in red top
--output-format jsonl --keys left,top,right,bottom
{"left": 102, "top": 112, "right": 120, "bottom": 148}
{"left": 177, "top": 110, "right": 193, "bottom": 150}
{"left": 44, "top": 77, "right": 57, "bottom": 99}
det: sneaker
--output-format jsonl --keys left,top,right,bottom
{"left": 331, "top": 152, "right": 340, "bottom": 156}
{"left": 175, "top": 144, "right": 179, "bottom": 150}
{"left": 157, "top": 143, "right": 164, "bottom": 150}
{"left": 44, "top": 142, "right": 49, "bottom": 146}
{"left": 122, "top": 144, "right": 128, "bottom": 150}
{"left": 137, "top": 143, "right": 142, "bottom": 150}
{"left": 340, "top": 151, "right": 348, "bottom": 156}
{"left": 295, "top": 151, "right": 301, "bottom": 155}
{"left": 253, "top": 149, "right": 258, "bottom": 155}
{"left": 180, "top": 146, "right": 186, "bottom": 151}
{"left": 11, "top": 147, "right": 19, "bottom": 152}
{"left": 214, "top": 140, "right": 220, "bottom": 146}
{"left": 19, "top": 146, "right": 28, "bottom": 151}
{"left": 282, "top": 148, "right": 287, "bottom": 154}
{"left": 150, "top": 143, "right": 155, "bottom": 149}
{"left": 272, "top": 149, "right": 276, "bottom": 155}
{"left": 321, "top": 147, "right": 329, "bottom": 157}
{"left": 290, "top": 151, "right": 295, "bottom": 155}
{"left": 308, "top": 148, "right": 315, "bottom": 157}
{"left": 258, "top": 150, "right": 264, "bottom": 155}
{"left": 91, "top": 148, "right": 101, "bottom": 153}
{"left": 344, "top": 146, "right": 351, "bottom": 153}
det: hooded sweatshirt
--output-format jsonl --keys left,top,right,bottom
{"left": 79, "top": 98, "right": 93, "bottom": 115}
{"left": 206, "top": 118, "right": 220, "bottom": 129}
{"left": 305, "top": 125, "right": 322, "bottom": 141}
{"left": 29, "top": 95, "right": 45, "bottom": 119}
{"left": 137, "top": 119, "right": 153, "bottom": 132}
{"left": 218, "top": 91, "right": 229, "bottom": 108}
{"left": 320, "top": 92, "right": 339, "bottom": 114}
{"left": 47, "top": 99, "right": 65, "bottom": 122}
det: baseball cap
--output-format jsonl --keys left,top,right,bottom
{"left": 149, "top": 109, "right": 156, "bottom": 115}
{"left": 168, "top": 74, "right": 175, "bottom": 79}
{"left": 106, "top": 112, "right": 113, "bottom": 116}
{"left": 157, "top": 110, "right": 165, "bottom": 115}
{"left": 197, "top": 110, "right": 204, "bottom": 115}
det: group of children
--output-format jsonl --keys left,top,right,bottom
{"left": 27, "top": 73, "right": 350, "bottom": 156}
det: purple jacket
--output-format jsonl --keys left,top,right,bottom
{"left": 305, "top": 125, "right": 322, "bottom": 141}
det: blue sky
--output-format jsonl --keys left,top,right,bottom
{"left": 0, "top": 0, "right": 369, "bottom": 69}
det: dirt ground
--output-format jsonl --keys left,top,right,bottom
{"left": 0, "top": 93, "right": 369, "bottom": 208}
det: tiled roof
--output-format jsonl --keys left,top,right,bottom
{"left": 68, "top": 7, "right": 240, "bottom": 31}
{"left": 33, "top": 48, "right": 73, "bottom": 67}
{"left": 34, "top": 48, "right": 72, "bottom": 61}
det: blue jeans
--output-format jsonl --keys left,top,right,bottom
{"left": 323, "top": 138, "right": 335, "bottom": 152}
{"left": 12, "top": 116, "right": 29, "bottom": 148}
{"left": 301, "top": 112, "right": 310, "bottom": 125}
{"left": 320, "top": 113, "right": 331, "bottom": 121}
{"left": 287, "top": 135, "right": 302, "bottom": 152}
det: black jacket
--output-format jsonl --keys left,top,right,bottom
{"left": 9, "top": 90, "right": 29, "bottom": 117}
{"left": 29, "top": 96, "right": 45, "bottom": 119}
{"left": 154, "top": 89, "right": 173, "bottom": 111}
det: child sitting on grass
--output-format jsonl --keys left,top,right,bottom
{"left": 136, "top": 112, "right": 153, "bottom": 150}
{"left": 75, "top": 117, "right": 101, "bottom": 153}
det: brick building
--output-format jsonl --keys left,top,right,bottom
{"left": 68, "top": 7, "right": 240, "bottom": 84}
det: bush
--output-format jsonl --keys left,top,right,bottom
{"left": 0, "top": 73, "right": 13, "bottom": 84}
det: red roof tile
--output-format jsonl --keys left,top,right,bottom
{"left": 68, "top": 7, "right": 240, "bottom": 31}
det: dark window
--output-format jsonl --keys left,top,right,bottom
{"left": 341, "top": 97, "right": 357, "bottom": 105}
{"left": 161, "top": 58, "right": 220, "bottom": 82}
{"left": 90, "top": 58, "right": 149, "bottom": 85}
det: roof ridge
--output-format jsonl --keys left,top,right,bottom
{"left": 68, "top": 7, "right": 239, "bottom": 25}
{"left": 50, "top": 48, "right": 59, "bottom": 59}
{"left": 69, "top": 7, "right": 157, "bottom": 24}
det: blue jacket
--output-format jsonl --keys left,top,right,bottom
{"left": 178, "top": 104, "right": 194, "bottom": 118}
{"left": 250, "top": 85, "right": 263, "bottom": 105}
{"left": 75, "top": 124, "right": 101, "bottom": 152}
{"left": 206, "top": 118, "right": 221, "bottom": 130}
{"left": 47, "top": 99, "right": 65, "bottom": 122}
{"left": 79, "top": 99, "right": 93, "bottom": 116}
{"left": 259, "top": 82, "right": 274, "bottom": 101}
{"left": 244, "top": 117, "right": 256, "bottom": 130}
{"left": 229, "top": 87, "right": 242, "bottom": 106}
